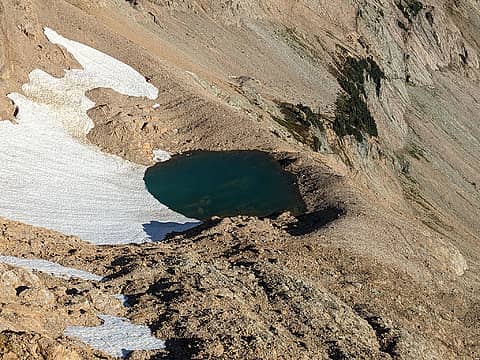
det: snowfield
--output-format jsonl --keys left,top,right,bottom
{"left": 0, "top": 28, "right": 199, "bottom": 245}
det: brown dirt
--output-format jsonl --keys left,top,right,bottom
{"left": 0, "top": 0, "right": 479, "bottom": 359}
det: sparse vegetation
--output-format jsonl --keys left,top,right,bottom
{"left": 425, "top": 10, "right": 434, "bottom": 25}
{"left": 397, "top": 20, "right": 409, "bottom": 31}
{"left": 396, "top": 143, "right": 428, "bottom": 166}
{"left": 407, "top": 143, "right": 427, "bottom": 160}
{"left": 333, "top": 57, "right": 384, "bottom": 142}
{"left": 273, "top": 102, "right": 328, "bottom": 151}
{"left": 396, "top": 0, "right": 423, "bottom": 22}
{"left": 401, "top": 175, "right": 452, "bottom": 234}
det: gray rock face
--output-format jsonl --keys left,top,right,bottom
{"left": 0, "top": 0, "right": 479, "bottom": 359}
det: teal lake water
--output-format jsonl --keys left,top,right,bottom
{"left": 144, "top": 151, "right": 306, "bottom": 220}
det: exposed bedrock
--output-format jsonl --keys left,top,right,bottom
{"left": 0, "top": 0, "right": 478, "bottom": 359}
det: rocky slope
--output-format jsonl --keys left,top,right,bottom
{"left": 0, "top": 0, "right": 479, "bottom": 359}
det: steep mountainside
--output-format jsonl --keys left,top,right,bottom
{"left": 0, "top": 0, "right": 479, "bottom": 359}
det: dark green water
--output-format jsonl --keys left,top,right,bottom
{"left": 144, "top": 151, "right": 306, "bottom": 220}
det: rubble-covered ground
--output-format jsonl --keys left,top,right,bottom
{"left": 0, "top": 0, "right": 479, "bottom": 358}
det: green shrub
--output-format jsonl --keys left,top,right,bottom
{"left": 396, "top": 0, "right": 423, "bottom": 22}
{"left": 333, "top": 57, "right": 384, "bottom": 142}
{"left": 273, "top": 102, "right": 326, "bottom": 150}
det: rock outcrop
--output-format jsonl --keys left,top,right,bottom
{"left": 0, "top": 0, "right": 479, "bottom": 358}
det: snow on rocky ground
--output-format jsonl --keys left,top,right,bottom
{"left": 0, "top": 28, "right": 199, "bottom": 245}
{"left": 114, "top": 294, "right": 131, "bottom": 307}
{"left": 0, "top": 255, "right": 164, "bottom": 358}
{"left": 153, "top": 148, "right": 172, "bottom": 162}
{"left": 0, "top": 255, "right": 103, "bottom": 281}
{"left": 65, "top": 315, "right": 165, "bottom": 358}
{"left": 0, "top": 28, "right": 193, "bottom": 356}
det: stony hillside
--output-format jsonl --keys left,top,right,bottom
{"left": 0, "top": 0, "right": 479, "bottom": 359}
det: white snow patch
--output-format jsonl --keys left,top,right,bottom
{"left": 0, "top": 28, "right": 200, "bottom": 245}
{"left": 44, "top": 28, "right": 158, "bottom": 102}
{"left": 0, "top": 255, "right": 163, "bottom": 356}
{"left": 153, "top": 149, "right": 172, "bottom": 163}
{"left": 114, "top": 294, "right": 131, "bottom": 307}
{"left": 152, "top": 103, "right": 161, "bottom": 109}
{"left": 0, "top": 256, "right": 103, "bottom": 281}
{"left": 65, "top": 314, "right": 165, "bottom": 358}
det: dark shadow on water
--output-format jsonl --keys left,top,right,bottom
{"left": 285, "top": 207, "right": 346, "bottom": 236}
{"left": 142, "top": 221, "right": 201, "bottom": 242}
